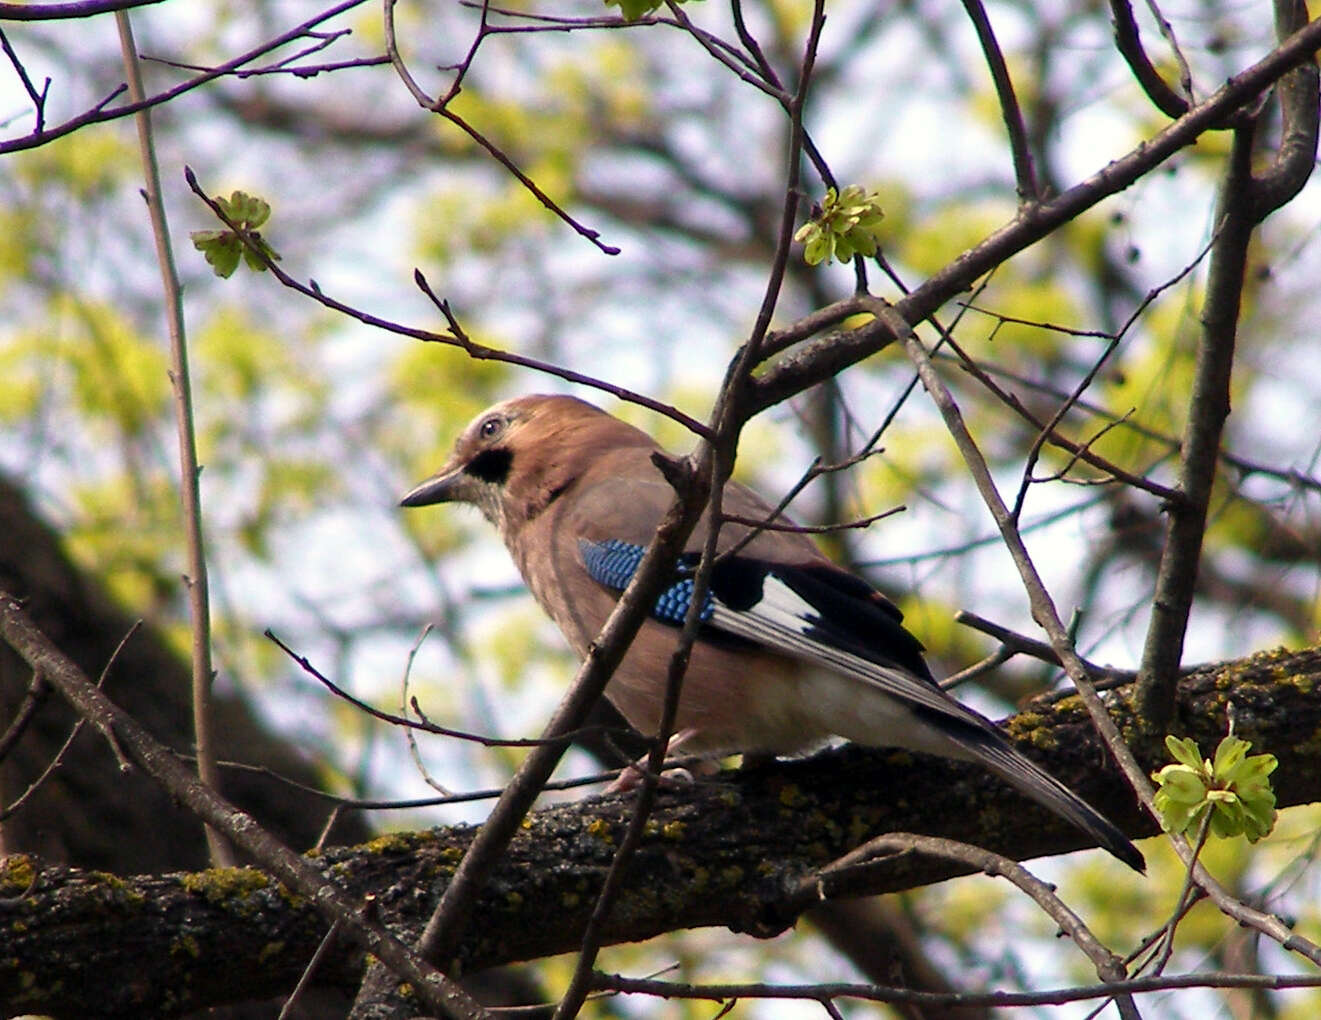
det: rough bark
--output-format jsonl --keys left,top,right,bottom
{"left": 3, "top": 644, "right": 1319, "bottom": 1019}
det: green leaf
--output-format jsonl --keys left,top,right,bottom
{"left": 1151, "top": 733, "right": 1278, "bottom": 842}
{"left": 1212, "top": 735, "right": 1249, "bottom": 777}
{"left": 218, "top": 191, "right": 271, "bottom": 228}
{"left": 795, "top": 183, "right": 886, "bottom": 266}
{"left": 191, "top": 231, "right": 241, "bottom": 278}
{"left": 190, "top": 191, "right": 281, "bottom": 278}
{"left": 1164, "top": 734, "right": 1206, "bottom": 771}
{"left": 603, "top": 0, "right": 699, "bottom": 19}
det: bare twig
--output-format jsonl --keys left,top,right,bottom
{"left": 960, "top": 0, "right": 1038, "bottom": 201}
{"left": 116, "top": 10, "right": 232, "bottom": 868}
{"left": 749, "top": 14, "right": 1321, "bottom": 413}
{"left": 1141, "top": 0, "right": 1195, "bottom": 102}
{"left": 953, "top": 610, "right": 1137, "bottom": 685}
{"left": 795, "top": 833, "right": 1137, "bottom": 1017}
{"left": 380, "top": 0, "right": 620, "bottom": 255}
{"left": 268, "top": 628, "right": 623, "bottom": 748}
{"left": 400, "top": 625, "right": 453, "bottom": 796}
{"left": 1, "top": 0, "right": 375, "bottom": 153}
{"left": 1109, "top": 0, "right": 1191, "bottom": 119}
{"left": 591, "top": 971, "right": 1321, "bottom": 1012}
{"left": 277, "top": 921, "right": 342, "bottom": 1020}
{"left": 721, "top": 505, "right": 902, "bottom": 535}
{"left": 205, "top": 753, "right": 627, "bottom": 811}
{"left": 0, "top": 0, "right": 164, "bottom": 18}
{"left": 0, "top": 28, "right": 50, "bottom": 134}
{"left": 0, "top": 670, "right": 48, "bottom": 765}
{"left": 1138, "top": 0, "right": 1319, "bottom": 729}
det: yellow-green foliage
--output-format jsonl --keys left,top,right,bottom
{"left": 897, "top": 201, "right": 1013, "bottom": 278}
{"left": 32, "top": 296, "right": 172, "bottom": 438}
{"left": 418, "top": 40, "right": 650, "bottom": 263}
{"left": 847, "top": 418, "right": 959, "bottom": 513}
{"left": 0, "top": 329, "right": 43, "bottom": 425}
{"left": 15, "top": 129, "right": 133, "bottom": 200}
{"left": 388, "top": 341, "right": 510, "bottom": 555}
{"left": 478, "top": 602, "right": 559, "bottom": 691}
{"left": 389, "top": 340, "right": 510, "bottom": 465}
{"left": 65, "top": 473, "right": 185, "bottom": 615}
{"left": 915, "top": 874, "right": 1010, "bottom": 944}
{"left": 0, "top": 208, "right": 37, "bottom": 289}
{"left": 966, "top": 275, "right": 1083, "bottom": 361}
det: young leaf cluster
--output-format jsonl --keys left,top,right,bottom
{"left": 1152, "top": 734, "right": 1278, "bottom": 842}
{"left": 794, "top": 185, "right": 886, "bottom": 265}
{"left": 603, "top": 0, "right": 701, "bottom": 22}
{"left": 190, "top": 191, "right": 281, "bottom": 279}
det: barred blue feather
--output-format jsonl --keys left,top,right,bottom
{"left": 579, "top": 539, "right": 713, "bottom": 625}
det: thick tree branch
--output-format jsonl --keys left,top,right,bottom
{"left": 0, "top": 593, "right": 485, "bottom": 1020}
{"left": 1137, "top": 0, "right": 1319, "bottom": 728}
{"left": 749, "top": 12, "right": 1321, "bottom": 413}
{"left": 4, "top": 642, "right": 1321, "bottom": 1018}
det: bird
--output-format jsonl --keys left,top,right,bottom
{"left": 401, "top": 393, "right": 1144, "bottom": 871}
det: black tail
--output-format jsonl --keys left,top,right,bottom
{"left": 955, "top": 728, "right": 1145, "bottom": 872}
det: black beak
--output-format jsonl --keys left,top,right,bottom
{"left": 400, "top": 469, "right": 462, "bottom": 507}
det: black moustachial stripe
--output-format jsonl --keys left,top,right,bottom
{"left": 466, "top": 447, "right": 512, "bottom": 485}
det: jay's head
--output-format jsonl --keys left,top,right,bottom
{"left": 401, "top": 393, "right": 653, "bottom": 532}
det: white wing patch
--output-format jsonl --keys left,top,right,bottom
{"left": 708, "top": 572, "right": 992, "bottom": 734}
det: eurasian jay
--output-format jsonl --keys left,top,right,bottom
{"left": 402, "top": 393, "right": 1144, "bottom": 871}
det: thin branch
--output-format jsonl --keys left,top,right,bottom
{"left": 0, "top": 28, "right": 49, "bottom": 134}
{"left": 938, "top": 327, "right": 1180, "bottom": 503}
{"left": 1141, "top": 0, "right": 1195, "bottom": 102}
{"left": 960, "top": 0, "right": 1039, "bottom": 201}
{"left": 185, "top": 174, "right": 711, "bottom": 438}
{"left": 953, "top": 610, "right": 1137, "bottom": 685}
{"left": 1, "top": 0, "right": 375, "bottom": 153}
{"left": 794, "top": 833, "right": 1137, "bottom": 1016}
{"left": 749, "top": 13, "right": 1321, "bottom": 413}
{"left": 879, "top": 296, "right": 1155, "bottom": 820}
{"left": 0, "top": 0, "right": 164, "bottom": 18}
{"left": 116, "top": 10, "right": 232, "bottom": 869}
{"left": 721, "top": 505, "right": 902, "bottom": 535}
{"left": 933, "top": 347, "right": 1321, "bottom": 495}
{"left": 206, "top": 753, "right": 630, "bottom": 810}
{"left": 380, "top": 0, "right": 620, "bottom": 256}
{"left": 0, "top": 693, "right": 85, "bottom": 821}
{"left": 142, "top": 32, "right": 385, "bottom": 80}
{"left": 399, "top": 627, "right": 454, "bottom": 796}
{"left": 277, "top": 921, "right": 341, "bottom": 1020}
{"left": 1109, "top": 0, "right": 1191, "bottom": 119}
{"left": 891, "top": 301, "right": 1321, "bottom": 969}
{"left": 268, "top": 628, "right": 623, "bottom": 749}
{"left": 591, "top": 971, "right": 1321, "bottom": 1012}
{"left": 0, "top": 670, "right": 48, "bottom": 765}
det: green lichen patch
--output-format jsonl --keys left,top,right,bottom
{"left": 179, "top": 866, "right": 271, "bottom": 907}
{"left": 0, "top": 855, "right": 36, "bottom": 894}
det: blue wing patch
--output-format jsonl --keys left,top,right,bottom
{"left": 579, "top": 538, "right": 713, "bottom": 626}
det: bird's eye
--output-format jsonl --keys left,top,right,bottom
{"left": 479, "top": 416, "right": 504, "bottom": 440}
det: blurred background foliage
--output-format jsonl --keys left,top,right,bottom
{"left": 2, "top": 0, "right": 1321, "bottom": 1015}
